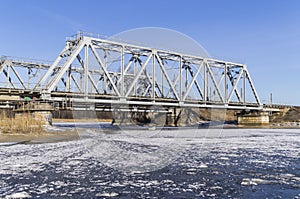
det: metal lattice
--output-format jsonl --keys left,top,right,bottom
{"left": 0, "top": 33, "right": 262, "bottom": 110}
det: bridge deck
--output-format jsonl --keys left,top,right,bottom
{"left": 0, "top": 88, "right": 262, "bottom": 110}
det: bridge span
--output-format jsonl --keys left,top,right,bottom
{"left": 0, "top": 32, "right": 279, "bottom": 125}
{"left": 1, "top": 32, "right": 263, "bottom": 108}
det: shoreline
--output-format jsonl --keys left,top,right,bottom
{"left": 1, "top": 120, "right": 300, "bottom": 144}
{"left": 52, "top": 119, "right": 300, "bottom": 129}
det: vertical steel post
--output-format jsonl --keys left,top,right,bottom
{"left": 103, "top": 50, "right": 107, "bottom": 94}
{"left": 66, "top": 65, "right": 71, "bottom": 92}
{"left": 152, "top": 53, "right": 155, "bottom": 100}
{"left": 179, "top": 56, "right": 182, "bottom": 101}
{"left": 80, "top": 73, "right": 83, "bottom": 92}
{"left": 38, "top": 65, "right": 41, "bottom": 89}
{"left": 27, "top": 67, "right": 30, "bottom": 89}
{"left": 84, "top": 45, "right": 89, "bottom": 99}
{"left": 204, "top": 62, "right": 207, "bottom": 102}
{"left": 7, "top": 66, "right": 10, "bottom": 88}
{"left": 243, "top": 67, "right": 246, "bottom": 104}
{"left": 134, "top": 57, "right": 137, "bottom": 96}
{"left": 161, "top": 61, "right": 164, "bottom": 97}
{"left": 224, "top": 63, "right": 228, "bottom": 103}
{"left": 121, "top": 46, "right": 124, "bottom": 97}
{"left": 185, "top": 64, "right": 188, "bottom": 91}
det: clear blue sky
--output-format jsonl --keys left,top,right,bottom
{"left": 1, "top": 0, "right": 300, "bottom": 105}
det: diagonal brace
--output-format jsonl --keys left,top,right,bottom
{"left": 125, "top": 54, "right": 152, "bottom": 97}
{"left": 183, "top": 62, "right": 204, "bottom": 100}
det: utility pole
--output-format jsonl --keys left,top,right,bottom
{"left": 270, "top": 93, "right": 273, "bottom": 105}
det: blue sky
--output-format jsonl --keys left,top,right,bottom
{"left": 1, "top": 0, "right": 300, "bottom": 105}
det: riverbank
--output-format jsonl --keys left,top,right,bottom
{"left": 0, "top": 129, "right": 79, "bottom": 144}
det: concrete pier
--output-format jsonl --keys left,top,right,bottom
{"left": 14, "top": 102, "right": 53, "bottom": 125}
{"left": 237, "top": 111, "right": 269, "bottom": 126}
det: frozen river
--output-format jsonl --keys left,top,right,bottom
{"left": 0, "top": 124, "right": 299, "bottom": 198}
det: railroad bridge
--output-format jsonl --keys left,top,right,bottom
{"left": 0, "top": 32, "right": 276, "bottom": 125}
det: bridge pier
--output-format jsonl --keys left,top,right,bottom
{"left": 112, "top": 112, "right": 130, "bottom": 126}
{"left": 14, "top": 102, "right": 53, "bottom": 125}
{"left": 237, "top": 111, "right": 269, "bottom": 126}
{"left": 165, "top": 109, "right": 176, "bottom": 126}
{"left": 112, "top": 107, "right": 182, "bottom": 127}
{"left": 166, "top": 108, "right": 204, "bottom": 127}
{"left": 112, "top": 108, "right": 154, "bottom": 126}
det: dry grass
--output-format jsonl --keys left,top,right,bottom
{"left": 0, "top": 112, "right": 46, "bottom": 134}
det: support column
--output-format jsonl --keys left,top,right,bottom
{"left": 237, "top": 111, "right": 269, "bottom": 126}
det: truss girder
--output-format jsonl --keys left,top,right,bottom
{"left": 0, "top": 59, "right": 34, "bottom": 89}
{"left": 0, "top": 34, "right": 262, "bottom": 110}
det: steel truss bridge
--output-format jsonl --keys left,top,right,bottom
{"left": 0, "top": 32, "right": 263, "bottom": 111}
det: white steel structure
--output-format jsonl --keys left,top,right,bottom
{"left": 1, "top": 32, "right": 262, "bottom": 110}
